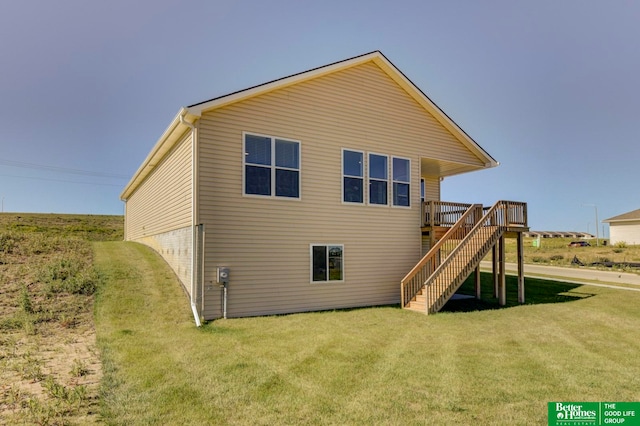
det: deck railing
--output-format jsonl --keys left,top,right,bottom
{"left": 421, "top": 201, "right": 473, "bottom": 228}
{"left": 402, "top": 200, "right": 528, "bottom": 313}
{"left": 402, "top": 203, "right": 483, "bottom": 307}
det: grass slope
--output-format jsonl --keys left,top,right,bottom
{"left": 95, "top": 241, "right": 640, "bottom": 425}
{"left": 0, "top": 213, "right": 123, "bottom": 425}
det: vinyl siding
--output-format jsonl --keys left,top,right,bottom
{"left": 423, "top": 176, "right": 440, "bottom": 201}
{"left": 125, "top": 131, "right": 193, "bottom": 240}
{"left": 609, "top": 222, "right": 640, "bottom": 245}
{"left": 124, "top": 131, "right": 193, "bottom": 288}
{"left": 198, "top": 62, "right": 477, "bottom": 319}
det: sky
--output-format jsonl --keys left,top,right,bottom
{"left": 1, "top": 0, "right": 638, "bottom": 234}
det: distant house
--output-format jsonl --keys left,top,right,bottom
{"left": 604, "top": 209, "right": 640, "bottom": 245}
{"left": 523, "top": 231, "right": 594, "bottom": 239}
{"left": 121, "top": 51, "right": 527, "bottom": 322}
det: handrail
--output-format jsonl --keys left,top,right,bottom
{"left": 401, "top": 203, "right": 483, "bottom": 307}
{"left": 401, "top": 200, "right": 528, "bottom": 312}
{"left": 422, "top": 201, "right": 473, "bottom": 227}
{"left": 421, "top": 200, "right": 527, "bottom": 313}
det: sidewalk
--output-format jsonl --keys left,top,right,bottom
{"left": 479, "top": 261, "right": 640, "bottom": 290}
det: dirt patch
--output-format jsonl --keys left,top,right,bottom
{"left": 0, "top": 213, "right": 121, "bottom": 425}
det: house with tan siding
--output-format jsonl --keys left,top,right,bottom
{"left": 121, "top": 51, "right": 528, "bottom": 323}
{"left": 604, "top": 209, "right": 640, "bottom": 245}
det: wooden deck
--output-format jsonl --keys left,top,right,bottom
{"left": 403, "top": 200, "right": 529, "bottom": 314}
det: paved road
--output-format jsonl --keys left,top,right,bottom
{"left": 479, "top": 261, "right": 640, "bottom": 291}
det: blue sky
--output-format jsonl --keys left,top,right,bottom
{"left": 1, "top": 0, "right": 638, "bottom": 234}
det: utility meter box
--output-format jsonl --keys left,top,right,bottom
{"left": 217, "top": 267, "right": 230, "bottom": 285}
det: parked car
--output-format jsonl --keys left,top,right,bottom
{"left": 568, "top": 241, "right": 591, "bottom": 247}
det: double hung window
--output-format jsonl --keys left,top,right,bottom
{"left": 342, "top": 150, "right": 364, "bottom": 203}
{"left": 369, "top": 153, "right": 388, "bottom": 205}
{"left": 244, "top": 133, "right": 300, "bottom": 198}
{"left": 392, "top": 157, "right": 410, "bottom": 207}
{"left": 311, "top": 245, "right": 344, "bottom": 282}
{"left": 342, "top": 149, "right": 410, "bottom": 206}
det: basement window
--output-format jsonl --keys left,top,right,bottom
{"left": 311, "top": 244, "right": 344, "bottom": 282}
{"left": 244, "top": 133, "right": 300, "bottom": 198}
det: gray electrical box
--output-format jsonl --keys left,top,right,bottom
{"left": 217, "top": 267, "right": 230, "bottom": 285}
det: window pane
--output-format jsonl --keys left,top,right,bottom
{"left": 343, "top": 177, "right": 363, "bottom": 203}
{"left": 275, "top": 169, "right": 299, "bottom": 198}
{"left": 370, "top": 180, "right": 387, "bottom": 205}
{"left": 393, "top": 182, "right": 410, "bottom": 207}
{"left": 312, "top": 246, "right": 327, "bottom": 281}
{"left": 343, "top": 150, "right": 363, "bottom": 177}
{"left": 275, "top": 140, "right": 299, "bottom": 169}
{"left": 328, "top": 246, "right": 343, "bottom": 280}
{"left": 369, "top": 154, "right": 387, "bottom": 179}
{"left": 245, "top": 135, "right": 271, "bottom": 165}
{"left": 245, "top": 165, "right": 271, "bottom": 195}
{"left": 393, "top": 158, "right": 410, "bottom": 182}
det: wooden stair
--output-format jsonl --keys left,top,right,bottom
{"left": 402, "top": 201, "right": 527, "bottom": 314}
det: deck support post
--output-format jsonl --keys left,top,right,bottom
{"left": 517, "top": 231, "right": 525, "bottom": 304}
{"left": 498, "top": 234, "right": 506, "bottom": 306}
{"left": 474, "top": 265, "right": 481, "bottom": 300}
{"left": 492, "top": 244, "right": 498, "bottom": 298}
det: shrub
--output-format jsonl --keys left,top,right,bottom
{"left": 615, "top": 241, "right": 628, "bottom": 248}
{"left": 39, "top": 257, "right": 100, "bottom": 296}
{"left": 531, "top": 256, "right": 546, "bottom": 263}
{"left": 20, "top": 286, "right": 34, "bottom": 314}
{"left": 70, "top": 359, "right": 90, "bottom": 377}
{"left": 549, "top": 255, "right": 564, "bottom": 261}
{"left": 0, "top": 232, "right": 22, "bottom": 254}
{"left": 63, "top": 269, "right": 99, "bottom": 295}
{"left": 39, "top": 258, "right": 84, "bottom": 283}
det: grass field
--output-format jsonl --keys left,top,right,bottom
{"left": 94, "top": 241, "right": 640, "bottom": 425}
{"left": 3, "top": 214, "right": 640, "bottom": 424}
{"left": 502, "top": 237, "right": 640, "bottom": 271}
{"left": 0, "top": 213, "right": 122, "bottom": 425}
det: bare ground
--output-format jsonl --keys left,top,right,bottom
{"left": 0, "top": 213, "right": 122, "bottom": 425}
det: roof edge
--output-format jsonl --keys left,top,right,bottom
{"left": 186, "top": 51, "right": 382, "bottom": 116}
{"left": 185, "top": 50, "right": 497, "bottom": 169}
{"left": 120, "top": 108, "right": 197, "bottom": 201}
{"left": 122, "top": 50, "right": 499, "bottom": 200}
{"left": 603, "top": 208, "right": 640, "bottom": 223}
{"left": 369, "top": 52, "right": 498, "bottom": 169}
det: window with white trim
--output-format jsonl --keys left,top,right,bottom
{"left": 342, "top": 149, "right": 363, "bottom": 203}
{"left": 392, "top": 157, "right": 410, "bottom": 207}
{"left": 244, "top": 133, "right": 300, "bottom": 198}
{"left": 311, "top": 244, "right": 344, "bottom": 282}
{"left": 369, "top": 153, "right": 388, "bottom": 205}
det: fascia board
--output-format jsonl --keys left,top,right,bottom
{"left": 120, "top": 108, "right": 198, "bottom": 200}
{"left": 188, "top": 52, "right": 380, "bottom": 116}
{"left": 604, "top": 218, "right": 640, "bottom": 224}
{"left": 370, "top": 54, "right": 498, "bottom": 169}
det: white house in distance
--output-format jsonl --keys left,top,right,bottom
{"left": 604, "top": 209, "right": 640, "bottom": 245}
{"left": 120, "top": 51, "right": 528, "bottom": 323}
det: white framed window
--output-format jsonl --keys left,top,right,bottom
{"left": 392, "top": 156, "right": 411, "bottom": 207}
{"left": 368, "top": 153, "right": 388, "bottom": 205}
{"left": 244, "top": 132, "right": 300, "bottom": 198}
{"left": 311, "top": 244, "right": 344, "bottom": 282}
{"left": 342, "top": 149, "right": 364, "bottom": 203}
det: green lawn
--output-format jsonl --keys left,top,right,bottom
{"left": 94, "top": 241, "right": 640, "bottom": 425}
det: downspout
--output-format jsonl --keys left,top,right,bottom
{"left": 180, "top": 113, "right": 202, "bottom": 327}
